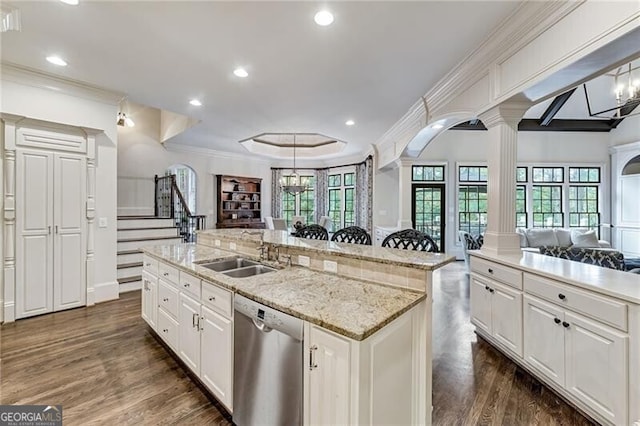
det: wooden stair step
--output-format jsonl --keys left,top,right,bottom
{"left": 117, "top": 262, "right": 143, "bottom": 270}
{"left": 117, "top": 249, "right": 142, "bottom": 256}
{"left": 117, "top": 276, "right": 141, "bottom": 285}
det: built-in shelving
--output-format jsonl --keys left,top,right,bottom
{"left": 216, "top": 175, "right": 264, "bottom": 229}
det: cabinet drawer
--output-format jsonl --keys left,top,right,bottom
{"left": 157, "top": 308, "right": 179, "bottom": 351}
{"left": 158, "top": 279, "right": 179, "bottom": 318}
{"left": 179, "top": 271, "right": 202, "bottom": 299}
{"left": 471, "top": 257, "right": 522, "bottom": 290}
{"left": 202, "top": 281, "right": 232, "bottom": 318}
{"left": 158, "top": 262, "right": 179, "bottom": 285}
{"left": 142, "top": 255, "right": 158, "bottom": 276}
{"left": 524, "top": 273, "right": 627, "bottom": 331}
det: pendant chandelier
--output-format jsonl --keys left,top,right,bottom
{"left": 584, "top": 61, "right": 640, "bottom": 119}
{"left": 280, "top": 134, "right": 308, "bottom": 195}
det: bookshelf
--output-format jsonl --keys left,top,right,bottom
{"left": 216, "top": 175, "right": 265, "bottom": 229}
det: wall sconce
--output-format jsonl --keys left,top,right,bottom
{"left": 117, "top": 112, "right": 135, "bottom": 127}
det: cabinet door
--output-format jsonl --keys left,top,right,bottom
{"left": 178, "top": 292, "right": 201, "bottom": 374}
{"left": 308, "top": 326, "right": 351, "bottom": 426}
{"left": 16, "top": 150, "right": 54, "bottom": 319}
{"left": 200, "top": 305, "right": 233, "bottom": 410}
{"left": 141, "top": 275, "right": 157, "bottom": 330}
{"left": 523, "top": 295, "right": 565, "bottom": 387}
{"left": 491, "top": 281, "right": 523, "bottom": 357}
{"left": 564, "top": 312, "right": 628, "bottom": 425}
{"left": 53, "top": 153, "right": 86, "bottom": 311}
{"left": 470, "top": 275, "right": 492, "bottom": 334}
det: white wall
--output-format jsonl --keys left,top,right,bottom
{"left": 389, "top": 129, "right": 612, "bottom": 258}
{"left": 373, "top": 166, "right": 400, "bottom": 228}
{"left": 610, "top": 114, "right": 640, "bottom": 148}
{"left": 1, "top": 77, "right": 119, "bottom": 306}
{"left": 118, "top": 104, "right": 272, "bottom": 227}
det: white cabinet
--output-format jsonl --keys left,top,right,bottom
{"left": 178, "top": 292, "right": 202, "bottom": 373}
{"left": 16, "top": 149, "right": 86, "bottom": 319}
{"left": 524, "top": 294, "right": 628, "bottom": 424}
{"left": 141, "top": 273, "right": 157, "bottom": 330}
{"left": 308, "top": 325, "right": 351, "bottom": 425}
{"left": 470, "top": 274, "right": 523, "bottom": 356}
{"left": 200, "top": 305, "right": 233, "bottom": 410}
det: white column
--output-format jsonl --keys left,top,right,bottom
{"left": 396, "top": 159, "right": 413, "bottom": 229}
{"left": 478, "top": 103, "right": 530, "bottom": 256}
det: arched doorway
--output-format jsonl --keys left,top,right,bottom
{"left": 612, "top": 145, "right": 640, "bottom": 256}
{"left": 166, "top": 164, "right": 197, "bottom": 213}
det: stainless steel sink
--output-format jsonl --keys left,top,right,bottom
{"left": 222, "top": 265, "right": 276, "bottom": 278}
{"left": 199, "top": 257, "right": 260, "bottom": 272}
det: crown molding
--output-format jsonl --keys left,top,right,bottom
{"left": 164, "top": 142, "right": 271, "bottom": 164}
{"left": 609, "top": 140, "right": 640, "bottom": 154}
{"left": 374, "top": 1, "right": 582, "bottom": 164}
{"left": 1, "top": 62, "right": 125, "bottom": 105}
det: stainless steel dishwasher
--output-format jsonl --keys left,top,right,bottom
{"left": 233, "top": 294, "right": 303, "bottom": 426}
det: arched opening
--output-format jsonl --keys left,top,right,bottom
{"left": 622, "top": 154, "right": 640, "bottom": 176}
{"left": 166, "top": 164, "right": 197, "bottom": 213}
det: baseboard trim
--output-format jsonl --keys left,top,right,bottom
{"left": 3, "top": 301, "right": 15, "bottom": 324}
{"left": 119, "top": 281, "right": 142, "bottom": 293}
{"left": 94, "top": 281, "right": 119, "bottom": 303}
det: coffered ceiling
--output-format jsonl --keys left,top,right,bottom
{"left": 0, "top": 1, "right": 522, "bottom": 159}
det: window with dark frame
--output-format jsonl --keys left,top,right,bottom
{"left": 532, "top": 185, "right": 563, "bottom": 228}
{"left": 412, "top": 165, "right": 445, "bottom": 181}
{"left": 516, "top": 185, "right": 527, "bottom": 228}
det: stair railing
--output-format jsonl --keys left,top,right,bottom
{"left": 154, "top": 174, "right": 206, "bottom": 242}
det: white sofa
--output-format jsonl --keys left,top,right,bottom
{"left": 517, "top": 227, "right": 611, "bottom": 252}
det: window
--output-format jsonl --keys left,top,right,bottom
{"left": 412, "top": 165, "right": 444, "bottom": 181}
{"left": 458, "top": 166, "right": 487, "bottom": 235}
{"left": 532, "top": 185, "right": 563, "bottom": 228}
{"left": 516, "top": 167, "right": 528, "bottom": 183}
{"left": 532, "top": 167, "right": 564, "bottom": 183}
{"left": 568, "top": 186, "right": 599, "bottom": 229}
{"left": 327, "top": 170, "right": 355, "bottom": 229}
{"left": 569, "top": 167, "right": 600, "bottom": 183}
{"left": 282, "top": 174, "right": 314, "bottom": 226}
{"left": 516, "top": 185, "right": 527, "bottom": 227}
{"left": 166, "top": 164, "right": 197, "bottom": 213}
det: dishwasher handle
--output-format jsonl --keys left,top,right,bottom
{"left": 252, "top": 318, "right": 273, "bottom": 333}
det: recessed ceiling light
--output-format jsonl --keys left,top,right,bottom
{"left": 431, "top": 123, "right": 444, "bottom": 130}
{"left": 46, "top": 56, "right": 67, "bottom": 66}
{"left": 59, "top": 0, "right": 79, "bottom": 4}
{"left": 345, "top": 120, "right": 355, "bottom": 126}
{"left": 189, "top": 99, "right": 202, "bottom": 106}
{"left": 233, "top": 67, "right": 248, "bottom": 78}
{"left": 314, "top": 10, "right": 334, "bottom": 26}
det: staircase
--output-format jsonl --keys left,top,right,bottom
{"left": 117, "top": 216, "right": 182, "bottom": 292}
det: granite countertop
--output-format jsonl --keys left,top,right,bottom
{"left": 143, "top": 243, "right": 426, "bottom": 340}
{"left": 470, "top": 250, "right": 640, "bottom": 304}
{"left": 198, "top": 229, "right": 455, "bottom": 270}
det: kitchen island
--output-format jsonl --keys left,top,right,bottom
{"left": 142, "top": 229, "right": 454, "bottom": 425}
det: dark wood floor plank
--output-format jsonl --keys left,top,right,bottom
{"left": 1, "top": 262, "right": 596, "bottom": 425}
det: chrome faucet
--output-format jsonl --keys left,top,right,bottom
{"left": 256, "top": 243, "right": 267, "bottom": 261}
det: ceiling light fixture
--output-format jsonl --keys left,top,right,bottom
{"left": 189, "top": 99, "right": 202, "bottom": 106}
{"left": 117, "top": 112, "right": 135, "bottom": 127}
{"left": 46, "top": 55, "right": 67, "bottom": 66}
{"left": 345, "top": 120, "right": 355, "bottom": 126}
{"left": 280, "top": 134, "right": 308, "bottom": 195}
{"left": 584, "top": 61, "right": 640, "bottom": 119}
{"left": 234, "top": 67, "right": 248, "bottom": 78}
{"left": 59, "top": 0, "right": 79, "bottom": 5}
{"left": 314, "top": 10, "right": 334, "bottom": 26}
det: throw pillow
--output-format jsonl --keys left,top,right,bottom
{"left": 571, "top": 230, "right": 600, "bottom": 248}
{"left": 554, "top": 229, "right": 572, "bottom": 247}
{"left": 525, "top": 228, "right": 559, "bottom": 248}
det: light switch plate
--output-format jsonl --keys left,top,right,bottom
{"left": 298, "top": 255, "right": 310, "bottom": 267}
{"left": 323, "top": 260, "right": 338, "bottom": 273}
{"left": 229, "top": 242, "right": 237, "bottom": 250}
{"left": 214, "top": 239, "right": 221, "bottom": 247}
{"left": 98, "top": 217, "right": 108, "bottom": 228}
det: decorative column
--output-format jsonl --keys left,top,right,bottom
{"left": 82, "top": 128, "right": 99, "bottom": 306}
{"left": 478, "top": 103, "right": 530, "bottom": 256}
{"left": 1, "top": 114, "right": 24, "bottom": 323}
{"left": 396, "top": 159, "right": 413, "bottom": 229}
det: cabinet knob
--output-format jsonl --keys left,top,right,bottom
{"left": 562, "top": 321, "right": 570, "bottom": 328}
{"left": 558, "top": 293, "right": 566, "bottom": 300}
{"left": 163, "top": 272, "right": 169, "bottom": 277}
{"left": 488, "top": 268, "right": 493, "bottom": 274}
{"left": 489, "top": 288, "right": 495, "bottom": 293}
{"left": 163, "top": 298, "right": 169, "bottom": 302}
{"left": 163, "top": 328, "right": 168, "bottom": 333}
{"left": 554, "top": 318, "right": 561, "bottom": 324}
{"left": 209, "top": 296, "right": 216, "bottom": 302}
{"left": 184, "top": 283, "right": 190, "bottom": 288}
{"left": 485, "top": 285, "right": 490, "bottom": 291}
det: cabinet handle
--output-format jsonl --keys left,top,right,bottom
{"left": 488, "top": 268, "right": 493, "bottom": 274}
{"left": 558, "top": 293, "right": 566, "bottom": 300}
{"left": 199, "top": 316, "right": 204, "bottom": 331}
{"left": 484, "top": 285, "right": 490, "bottom": 291}
{"left": 163, "top": 298, "right": 169, "bottom": 302}
{"left": 55, "top": 225, "right": 59, "bottom": 234}
{"left": 163, "top": 272, "right": 169, "bottom": 277}
{"left": 192, "top": 313, "right": 198, "bottom": 328}
{"left": 309, "top": 345, "right": 318, "bottom": 371}
{"left": 562, "top": 321, "right": 570, "bottom": 328}
{"left": 208, "top": 296, "right": 216, "bottom": 302}
{"left": 489, "top": 288, "right": 495, "bottom": 293}
{"left": 554, "top": 318, "right": 561, "bottom": 324}
{"left": 48, "top": 226, "right": 52, "bottom": 235}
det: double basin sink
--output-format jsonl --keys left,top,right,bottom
{"left": 198, "top": 257, "right": 276, "bottom": 278}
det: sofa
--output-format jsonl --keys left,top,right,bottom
{"left": 516, "top": 227, "right": 611, "bottom": 252}
{"left": 539, "top": 246, "right": 640, "bottom": 273}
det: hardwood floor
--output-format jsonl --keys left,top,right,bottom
{"left": 1, "top": 262, "right": 595, "bottom": 425}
